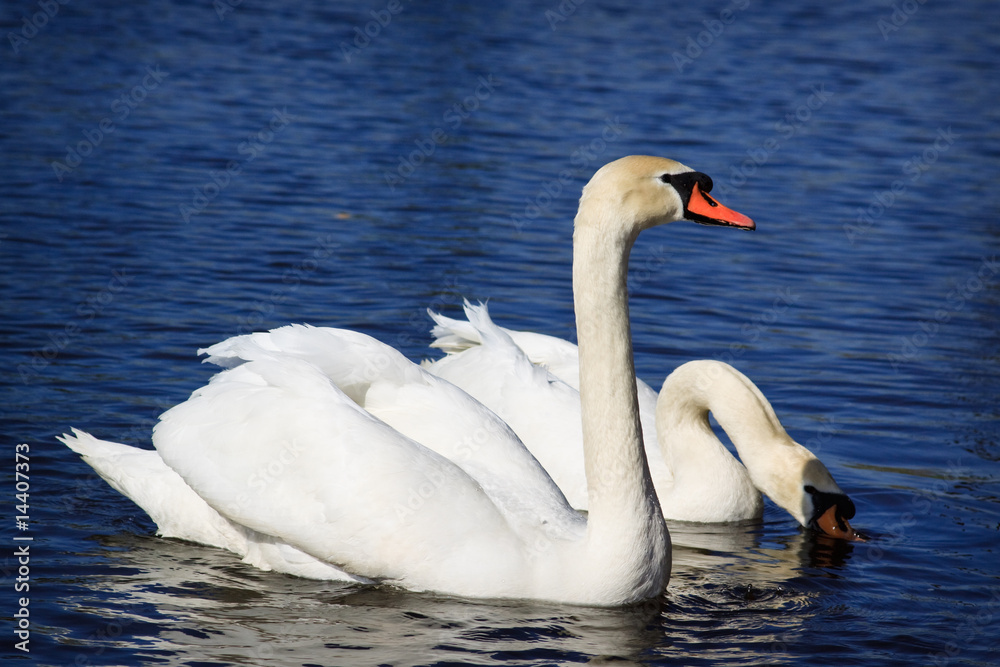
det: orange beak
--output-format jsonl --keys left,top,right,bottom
{"left": 686, "top": 182, "right": 756, "bottom": 230}
{"left": 815, "top": 504, "right": 866, "bottom": 542}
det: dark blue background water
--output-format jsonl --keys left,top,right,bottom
{"left": 2, "top": 1, "right": 998, "bottom": 665}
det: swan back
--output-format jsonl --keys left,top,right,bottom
{"left": 202, "top": 325, "right": 579, "bottom": 537}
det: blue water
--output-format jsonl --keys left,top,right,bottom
{"left": 2, "top": 1, "right": 999, "bottom": 665}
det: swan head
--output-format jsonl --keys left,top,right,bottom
{"left": 756, "top": 446, "right": 864, "bottom": 542}
{"left": 799, "top": 460, "right": 866, "bottom": 542}
{"left": 576, "top": 156, "right": 755, "bottom": 234}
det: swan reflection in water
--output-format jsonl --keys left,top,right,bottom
{"left": 66, "top": 519, "right": 859, "bottom": 666}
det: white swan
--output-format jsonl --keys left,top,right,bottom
{"left": 60, "top": 155, "right": 756, "bottom": 605}
{"left": 425, "top": 305, "right": 862, "bottom": 540}
{"left": 59, "top": 326, "right": 578, "bottom": 584}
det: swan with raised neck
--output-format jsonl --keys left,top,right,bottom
{"left": 59, "top": 155, "right": 756, "bottom": 606}
{"left": 568, "top": 156, "right": 755, "bottom": 599}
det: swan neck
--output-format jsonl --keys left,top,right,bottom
{"left": 705, "top": 373, "right": 788, "bottom": 461}
{"left": 560, "top": 186, "right": 671, "bottom": 602}
{"left": 659, "top": 363, "right": 796, "bottom": 502}
{"left": 572, "top": 223, "right": 657, "bottom": 523}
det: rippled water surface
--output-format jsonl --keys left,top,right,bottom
{"left": 2, "top": 1, "right": 999, "bottom": 665}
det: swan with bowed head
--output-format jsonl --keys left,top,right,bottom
{"left": 60, "top": 155, "right": 857, "bottom": 606}
{"left": 424, "top": 303, "right": 862, "bottom": 541}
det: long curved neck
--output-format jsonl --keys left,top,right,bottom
{"left": 573, "top": 224, "right": 646, "bottom": 509}
{"left": 572, "top": 220, "right": 667, "bottom": 597}
{"left": 658, "top": 362, "right": 797, "bottom": 514}
{"left": 698, "top": 366, "right": 791, "bottom": 479}
{"left": 656, "top": 382, "right": 763, "bottom": 521}
{"left": 707, "top": 373, "right": 809, "bottom": 507}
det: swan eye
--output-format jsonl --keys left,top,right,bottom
{"left": 666, "top": 171, "right": 714, "bottom": 195}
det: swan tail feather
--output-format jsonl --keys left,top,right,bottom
{"left": 428, "top": 300, "right": 521, "bottom": 354}
{"left": 58, "top": 428, "right": 248, "bottom": 551}
{"left": 460, "top": 300, "right": 521, "bottom": 350}
{"left": 61, "top": 429, "right": 367, "bottom": 581}
{"left": 428, "top": 304, "right": 485, "bottom": 354}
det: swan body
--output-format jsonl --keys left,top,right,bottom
{"left": 66, "top": 327, "right": 585, "bottom": 593}
{"left": 61, "top": 155, "right": 758, "bottom": 604}
{"left": 425, "top": 305, "right": 861, "bottom": 538}
{"left": 59, "top": 429, "right": 366, "bottom": 581}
